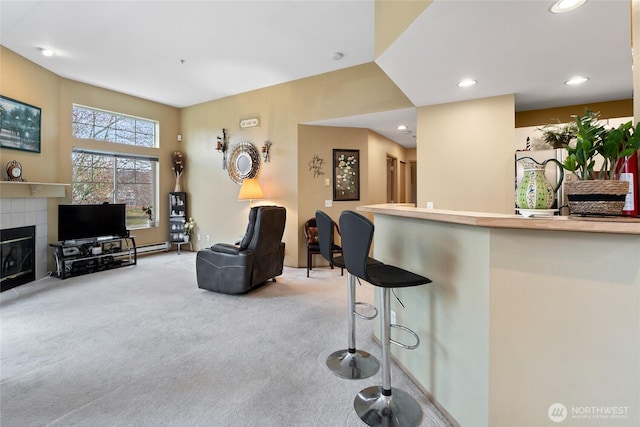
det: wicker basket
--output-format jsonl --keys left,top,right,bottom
{"left": 565, "top": 180, "right": 629, "bottom": 215}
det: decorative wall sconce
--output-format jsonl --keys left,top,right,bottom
{"left": 262, "top": 140, "right": 272, "bottom": 163}
{"left": 216, "top": 128, "right": 228, "bottom": 169}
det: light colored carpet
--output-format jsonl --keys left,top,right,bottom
{"left": 1, "top": 252, "right": 452, "bottom": 427}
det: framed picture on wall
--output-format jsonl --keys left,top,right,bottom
{"left": 333, "top": 149, "right": 360, "bottom": 201}
{"left": 0, "top": 96, "right": 42, "bottom": 153}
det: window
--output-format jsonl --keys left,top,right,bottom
{"left": 72, "top": 105, "right": 158, "bottom": 148}
{"left": 71, "top": 105, "right": 159, "bottom": 228}
{"left": 72, "top": 149, "right": 158, "bottom": 228}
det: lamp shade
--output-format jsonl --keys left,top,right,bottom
{"left": 238, "top": 178, "right": 264, "bottom": 201}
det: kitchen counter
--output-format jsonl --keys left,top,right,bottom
{"left": 358, "top": 203, "right": 640, "bottom": 235}
{"left": 357, "top": 204, "right": 639, "bottom": 427}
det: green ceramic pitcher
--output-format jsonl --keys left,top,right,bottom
{"left": 516, "top": 157, "right": 564, "bottom": 210}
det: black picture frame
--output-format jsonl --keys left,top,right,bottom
{"left": 333, "top": 149, "right": 360, "bottom": 201}
{"left": 0, "top": 95, "right": 42, "bottom": 153}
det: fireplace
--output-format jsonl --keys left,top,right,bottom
{"left": 1, "top": 226, "right": 36, "bottom": 292}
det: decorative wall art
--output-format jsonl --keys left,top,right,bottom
{"left": 228, "top": 141, "right": 261, "bottom": 184}
{"left": 308, "top": 154, "right": 324, "bottom": 178}
{"left": 0, "top": 96, "right": 42, "bottom": 153}
{"left": 172, "top": 151, "right": 184, "bottom": 191}
{"left": 216, "top": 128, "right": 228, "bottom": 169}
{"left": 262, "top": 140, "right": 272, "bottom": 163}
{"left": 333, "top": 149, "right": 360, "bottom": 201}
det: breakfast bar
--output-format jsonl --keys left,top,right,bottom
{"left": 357, "top": 204, "right": 640, "bottom": 427}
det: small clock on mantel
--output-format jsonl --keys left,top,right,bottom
{"left": 6, "top": 160, "right": 25, "bottom": 182}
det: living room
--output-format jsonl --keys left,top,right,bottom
{"left": 2, "top": 1, "right": 638, "bottom": 426}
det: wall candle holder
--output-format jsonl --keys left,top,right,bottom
{"left": 262, "top": 140, "right": 272, "bottom": 163}
{"left": 216, "top": 128, "right": 228, "bottom": 169}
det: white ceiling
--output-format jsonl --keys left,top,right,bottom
{"left": 0, "top": 1, "right": 632, "bottom": 148}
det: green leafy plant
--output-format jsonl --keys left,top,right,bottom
{"left": 184, "top": 217, "right": 196, "bottom": 236}
{"left": 562, "top": 109, "right": 640, "bottom": 180}
{"left": 537, "top": 120, "right": 577, "bottom": 149}
{"left": 599, "top": 121, "right": 640, "bottom": 179}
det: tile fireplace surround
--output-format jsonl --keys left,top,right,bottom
{"left": 0, "top": 198, "right": 48, "bottom": 283}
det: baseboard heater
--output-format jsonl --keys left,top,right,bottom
{"left": 137, "top": 242, "right": 170, "bottom": 255}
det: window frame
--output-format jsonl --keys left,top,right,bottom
{"left": 70, "top": 104, "right": 161, "bottom": 230}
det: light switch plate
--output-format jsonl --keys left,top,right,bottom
{"left": 324, "top": 178, "right": 330, "bottom": 186}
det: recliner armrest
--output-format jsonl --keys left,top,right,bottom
{"left": 211, "top": 243, "right": 241, "bottom": 255}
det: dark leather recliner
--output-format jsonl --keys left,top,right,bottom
{"left": 196, "top": 206, "right": 286, "bottom": 295}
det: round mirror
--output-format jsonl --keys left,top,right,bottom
{"left": 227, "top": 141, "right": 261, "bottom": 184}
{"left": 236, "top": 153, "right": 252, "bottom": 175}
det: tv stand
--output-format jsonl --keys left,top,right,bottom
{"left": 50, "top": 236, "right": 137, "bottom": 279}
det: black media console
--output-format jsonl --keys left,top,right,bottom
{"left": 50, "top": 236, "right": 137, "bottom": 279}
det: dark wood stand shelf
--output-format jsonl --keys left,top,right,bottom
{"left": 169, "top": 192, "right": 192, "bottom": 253}
{"left": 50, "top": 236, "right": 137, "bottom": 279}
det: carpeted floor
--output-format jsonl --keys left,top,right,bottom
{"left": 1, "top": 252, "right": 452, "bottom": 427}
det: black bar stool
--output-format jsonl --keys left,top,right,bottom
{"left": 315, "top": 210, "right": 379, "bottom": 380}
{"left": 339, "top": 210, "right": 432, "bottom": 427}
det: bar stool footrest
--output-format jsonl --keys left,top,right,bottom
{"left": 354, "top": 301, "right": 378, "bottom": 320}
{"left": 389, "top": 324, "right": 420, "bottom": 350}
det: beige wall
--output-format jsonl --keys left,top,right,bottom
{"left": 416, "top": 94, "right": 515, "bottom": 213}
{"left": 1, "top": 46, "right": 180, "bottom": 252}
{"left": 181, "top": 63, "right": 413, "bottom": 267}
{"left": 57, "top": 79, "right": 180, "bottom": 247}
{"left": 367, "top": 129, "right": 410, "bottom": 204}
{"left": 296, "top": 125, "right": 410, "bottom": 267}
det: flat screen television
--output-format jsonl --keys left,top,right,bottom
{"left": 58, "top": 204, "right": 128, "bottom": 242}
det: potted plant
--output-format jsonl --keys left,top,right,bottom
{"left": 560, "top": 109, "right": 640, "bottom": 215}
{"left": 183, "top": 217, "right": 196, "bottom": 241}
{"left": 537, "top": 120, "right": 578, "bottom": 150}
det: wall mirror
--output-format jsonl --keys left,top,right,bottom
{"left": 228, "top": 141, "right": 261, "bottom": 184}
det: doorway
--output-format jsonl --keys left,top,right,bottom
{"left": 410, "top": 161, "right": 417, "bottom": 204}
{"left": 386, "top": 156, "right": 397, "bottom": 203}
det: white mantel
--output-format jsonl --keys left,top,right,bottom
{"left": 1, "top": 181, "right": 69, "bottom": 198}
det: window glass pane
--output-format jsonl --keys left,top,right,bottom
{"left": 72, "top": 150, "right": 157, "bottom": 228}
{"left": 115, "top": 129, "right": 135, "bottom": 145}
{"left": 136, "top": 133, "right": 154, "bottom": 147}
{"left": 136, "top": 120, "right": 154, "bottom": 135}
{"left": 72, "top": 123, "right": 93, "bottom": 139}
{"left": 73, "top": 108, "right": 94, "bottom": 125}
{"left": 72, "top": 105, "right": 158, "bottom": 148}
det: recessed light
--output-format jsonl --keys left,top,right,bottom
{"left": 457, "top": 79, "right": 477, "bottom": 88}
{"left": 38, "top": 47, "right": 55, "bottom": 57}
{"left": 565, "top": 76, "right": 589, "bottom": 86}
{"left": 550, "top": 0, "right": 587, "bottom": 14}
{"left": 396, "top": 125, "right": 408, "bottom": 131}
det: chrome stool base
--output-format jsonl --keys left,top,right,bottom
{"left": 326, "top": 349, "right": 379, "bottom": 379}
{"left": 354, "top": 385, "right": 422, "bottom": 427}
